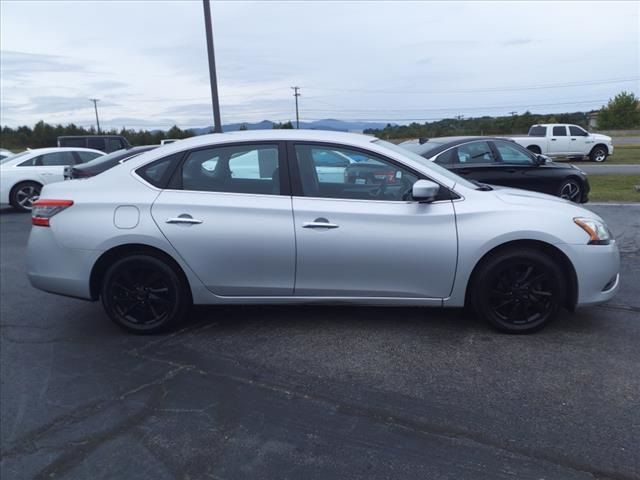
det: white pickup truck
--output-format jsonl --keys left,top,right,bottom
{"left": 510, "top": 124, "right": 613, "bottom": 162}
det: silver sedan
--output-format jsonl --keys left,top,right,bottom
{"left": 26, "top": 130, "right": 620, "bottom": 334}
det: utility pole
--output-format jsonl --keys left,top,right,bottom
{"left": 89, "top": 98, "right": 101, "bottom": 134}
{"left": 291, "top": 86, "right": 300, "bottom": 129}
{"left": 509, "top": 111, "right": 517, "bottom": 116}
{"left": 202, "top": 0, "right": 222, "bottom": 133}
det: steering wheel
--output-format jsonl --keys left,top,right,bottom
{"left": 370, "top": 176, "right": 388, "bottom": 199}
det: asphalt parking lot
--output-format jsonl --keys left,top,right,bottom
{"left": 1, "top": 205, "right": 639, "bottom": 480}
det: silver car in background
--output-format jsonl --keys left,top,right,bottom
{"left": 26, "top": 130, "right": 619, "bottom": 334}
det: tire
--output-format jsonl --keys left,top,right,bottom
{"left": 101, "top": 254, "right": 191, "bottom": 334}
{"left": 558, "top": 178, "right": 583, "bottom": 203}
{"left": 589, "top": 146, "right": 608, "bottom": 162}
{"left": 526, "top": 145, "right": 541, "bottom": 155}
{"left": 10, "top": 181, "right": 42, "bottom": 212}
{"left": 471, "top": 248, "right": 566, "bottom": 334}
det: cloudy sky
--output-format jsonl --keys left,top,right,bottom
{"left": 1, "top": 0, "right": 638, "bottom": 130}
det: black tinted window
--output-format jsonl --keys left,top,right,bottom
{"left": 137, "top": 153, "right": 182, "bottom": 188}
{"left": 36, "top": 151, "right": 77, "bottom": 166}
{"left": 60, "top": 138, "right": 86, "bottom": 147}
{"left": 552, "top": 126, "right": 567, "bottom": 136}
{"left": 108, "top": 138, "right": 124, "bottom": 151}
{"left": 181, "top": 145, "right": 281, "bottom": 195}
{"left": 434, "top": 149, "right": 455, "bottom": 165}
{"left": 569, "top": 126, "right": 588, "bottom": 136}
{"left": 76, "top": 151, "right": 102, "bottom": 163}
{"left": 454, "top": 141, "right": 495, "bottom": 164}
{"left": 528, "top": 126, "right": 546, "bottom": 137}
{"left": 87, "top": 138, "right": 105, "bottom": 150}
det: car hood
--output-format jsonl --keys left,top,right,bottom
{"left": 490, "top": 185, "right": 599, "bottom": 218}
{"left": 591, "top": 133, "right": 612, "bottom": 142}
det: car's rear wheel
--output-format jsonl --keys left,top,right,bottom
{"left": 589, "top": 146, "right": 608, "bottom": 162}
{"left": 558, "top": 178, "right": 583, "bottom": 203}
{"left": 101, "top": 254, "right": 190, "bottom": 334}
{"left": 471, "top": 248, "right": 565, "bottom": 333}
{"left": 10, "top": 181, "right": 42, "bottom": 212}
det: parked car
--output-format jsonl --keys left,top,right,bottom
{"left": 0, "top": 147, "right": 103, "bottom": 212}
{"left": 403, "top": 137, "right": 590, "bottom": 203}
{"left": 64, "top": 145, "right": 159, "bottom": 179}
{"left": 510, "top": 124, "right": 613, "bottom": 162}
{"left": 0, "top": 148, "right": 14, "bottom": 161}
{"left": 57, "top": 135, "right": 131, "bottom": 153}
{"left": 27, "top": 130, "right": 619, "bottom": 335}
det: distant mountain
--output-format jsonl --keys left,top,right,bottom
{"left": 188, "top": 119, "right": 391, "bottom": 135}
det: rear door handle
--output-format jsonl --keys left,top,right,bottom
{"left": 550, "top": 138, "right": 557, "bottom": 141}
{"left": 303, "top": 218, "right": 339, "bottom": 229}
{"left": 166, "top": 215, "right": 203, "bottom": 225}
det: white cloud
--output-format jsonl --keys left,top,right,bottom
{"left": 0, "top": 0, "right": 638, "bottom": 128}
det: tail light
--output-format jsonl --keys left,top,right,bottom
{"left": 32, "top": 200, "right": 74, "bottom": 227}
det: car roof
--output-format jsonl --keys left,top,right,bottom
{"left": 402, "top": 136, "right": 511, "bottom": 156}
{"left": 151, "top": 129, "right": 378, "bottom": 150}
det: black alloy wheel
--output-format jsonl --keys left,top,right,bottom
{"left": 101, "top": 255, "right": 190, "bottom": 333}
{"left": 472, "top": 249, "right": 565, "bottom": 333}
{"left": 559, "top": 178, "right": 582, "bottom": 203}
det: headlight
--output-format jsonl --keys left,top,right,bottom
{"left": 574, "top": 217, "right": 612, "bottom": 245}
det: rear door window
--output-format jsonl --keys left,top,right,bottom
{"left": 37, "top": 151, "right": 77, "bottom": 166}
{"left": 87, "top": 138, "right": 106, "bottom": 150}
{"left": 552, "top": 126, "right": 567, "bottom": 136}
{"left": 454, "top": 141, "right": 495, "bottom": 164}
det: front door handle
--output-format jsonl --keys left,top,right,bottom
{"left": 166, "top": 214, "right": 203, "bottom": 225}
{"left": 303, "top": 217, "right": 339, "bottom": 229}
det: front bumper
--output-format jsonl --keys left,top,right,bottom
{"left": 26, "top": 225, "right": 100, "bottom": 300}
{"left": 557, "top": 242, "right": 620, "bottom": 307}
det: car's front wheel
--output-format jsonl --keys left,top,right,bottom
{"left": 471, "top": 248, "right": 566, "bottom": 333}
{"left": 101, "top": 254, "right": 191, "bottom": 334}
{"left": 558, "top": 178, "right": 583, "bottom": 203}
{"left": 10, "top": 181, "right": 42, "bottom": 212}
{"left": 589, "top": 146, "right": 608, "bottom": 162}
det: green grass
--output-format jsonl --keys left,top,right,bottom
{"left": 588, "top": 174, "right": 640, "bottom": 202}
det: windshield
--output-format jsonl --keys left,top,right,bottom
{"left": 373, "top": 139, "right": 478, "bottom": 190}
{"left": 0, "top": 151, "right": 29, "bottom": 165}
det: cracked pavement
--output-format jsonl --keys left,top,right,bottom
{"left": 1, "top": 205, "right": 639, "bottom": 479}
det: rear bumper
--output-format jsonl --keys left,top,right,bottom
{"left": 27, "top": 226, "right": 100, "bottom": 300}
{"left": 557, "top": 242, "right": 620, "bottom": 307}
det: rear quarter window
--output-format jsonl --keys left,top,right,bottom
{"left": 136, "top": 152, "right": 183, "bottom": 188}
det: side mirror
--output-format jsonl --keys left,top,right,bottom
{"left": 412, "top": 179, "right": 440, "bottom": 202}
{"left": 535, "top": 154, "right": 547, "bottom": 165}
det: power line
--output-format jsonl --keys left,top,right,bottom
{"left": 304, "top": 77, "right": 640, "bottom": 96}
{"left": 291, "top": 86, "right": 301, "bottom": 128}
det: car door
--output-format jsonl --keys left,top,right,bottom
{"left": 490, "top": 140, "right": 544, "bottom": 191}
{"left": 548, "top": 126, "right": 570, "bottom": 155}
{"left": 568, "top": 125, "right": 589, "bottom": 155}
{"left": 151, "top": 142, "right": 296, "bottom": 296}
{"left": 289, "top": 142, "right": 457, "bottom": 299}
{"left": 445, "top": 141, "right": 500, "bottom": 185}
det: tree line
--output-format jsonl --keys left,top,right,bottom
{"left": 365, "top": 91, "right": 639, "bottom": 139}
